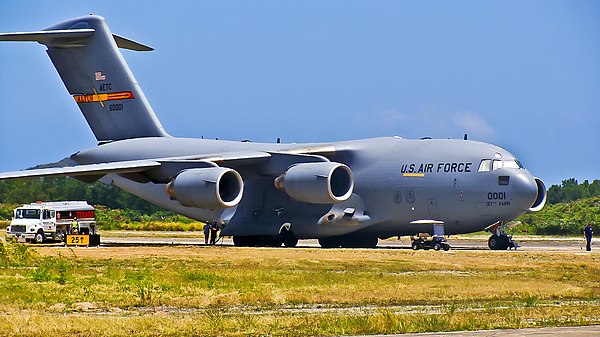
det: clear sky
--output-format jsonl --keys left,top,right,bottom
{"left": 0, "top": 0, "right": 599, "bottom": 187}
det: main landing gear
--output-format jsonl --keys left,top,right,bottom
{"left": 232, "top": 223, "right": 299, "bottom": 247}
{"left": 486, "top": 222, "right": 519, "bottom": 250}
{"left": 318, "top": 234, "right": 378, "bottom": 248}
{"left": 232, "top": 235, "right": 298, "bottom": 247}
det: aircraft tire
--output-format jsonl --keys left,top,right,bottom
{"left": 319, "top": 237, "right": 341, "bottom": 248}
{"left": 282, "top": 237, "right": 299, "bottom": 247}
{"left": 233, "top": 236, "right": 257, "bottom": 247}
{"left": 34, "top": 231, "right": 45, "bottom": 244}
{"left": 488, "top": 235, "right": 500, "bottom": 250}
{"left": 498, "top": 235, "right": 510, "bottom": 250}
{"left": 261, "top": 236, "right": 282, "bottom": 247}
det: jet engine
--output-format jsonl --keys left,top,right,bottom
{"left": 165, "top": 167, "right": 243, "bottom": 209}
{"left": 274, "top": 162, "right": 354, "bottom": 204}
{"left": 528, "top": 177, "right": 547, "bottom": 212}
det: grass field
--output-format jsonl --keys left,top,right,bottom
{"left": 0, "top": 239, "right": 598, "bottom": 336}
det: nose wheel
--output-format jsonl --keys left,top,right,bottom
{"left": 486, "top": 222, "right": 519, "bottom": 250}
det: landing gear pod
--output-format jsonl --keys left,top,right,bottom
{"left": 166, "top": 167, "right": 243, "bottom": 209}
{"left": 274, "top": 162, "right": 354, "bottom": 204}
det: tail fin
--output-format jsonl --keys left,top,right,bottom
{"left": 0, "top": 15, "right": 169, "bottom": 142}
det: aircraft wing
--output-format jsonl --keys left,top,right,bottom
{"left": 0, "top": 160, "right": 161, "bottom": 180}
{"left": 0, "top": 150, "right": 291, "bottom": 182}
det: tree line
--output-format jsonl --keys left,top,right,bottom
{"left": 546, "top": 178, "right": 600, "bottom": 204}
{"left": 0, "top": 177, "right": 161, "bottom": 214}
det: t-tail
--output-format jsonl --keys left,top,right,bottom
{"left": 0, "top": 15, "right": 169, "bottom": 142}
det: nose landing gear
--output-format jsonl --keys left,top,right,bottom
{"left": 486, "top": 222, "right": 519, "bottom": 250}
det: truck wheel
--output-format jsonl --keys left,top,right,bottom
{"left": 433, "top": 243, "right": 442, "bottom": 251}
{"left": 34, "top": 231, "right": 45, "bottom": 244}
{"left": 443, "top": 244, "right": 451, "bottom": 251}
{"left": 411, "top": 241, "right": 419, "bottom": 250}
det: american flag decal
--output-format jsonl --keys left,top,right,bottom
{"left": 95, "top": 71, "right": 106, "bottom": 81}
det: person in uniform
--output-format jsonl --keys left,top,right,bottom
{"left": 71, "top": 216, "right": 79, "bottom": 234}
{"left": 203, "top": 222, "right": 211, "bottom": 245}
{"left": 210, "top": 219, "right": 218, "bottom": 245}
{"left": 584, "top": 223, "right": 593, "bottom": 251}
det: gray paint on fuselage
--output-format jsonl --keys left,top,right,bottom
{"left": 78, "top": 136, "right": 538, "bottom": 239}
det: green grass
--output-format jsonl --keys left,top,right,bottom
{"left": 0, "top": 240, "right": 598, "bottom": 336}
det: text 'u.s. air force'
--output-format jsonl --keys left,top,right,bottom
{"left": 401, "top": 162, "right": 473, "bottom": 174}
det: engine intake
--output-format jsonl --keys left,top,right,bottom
{"left": 528, "top": 177, "right": 547, "bottom": 212}
{"left": 275, "top": 162, "right": 354, "bottom": 204}
{"left": 165, "top": 167, "right": 243, "bottom": 209}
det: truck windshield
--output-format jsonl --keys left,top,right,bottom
{"left": 15, "top": 209, "right": 41, "bottom": 219}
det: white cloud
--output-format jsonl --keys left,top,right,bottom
{"left": 451, "top": 112, "right": 496, "bottom": 138}
{"left": 352, "top": 106, "right": 496, "bottom": 141}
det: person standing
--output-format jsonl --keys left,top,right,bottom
{"left": 210, "top": 219, "right": 218, "bottom": 245}
{"left": 71, "top": 216, "right": 79, "bottom": 234}
{"left": 584, "top": 223, "right": 593, "bottom": 251}
{"left": 203, "top": 222, "right": 211, "bottom": 245}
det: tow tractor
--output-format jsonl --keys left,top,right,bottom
{"left": 409, "top": 219, "right": 451, "bottom": 251}
{"left": 411, "top": 233, "right": 451, "bottom": 251}
{"left": 485, "top": 221, "right": 519, "bottom": 250}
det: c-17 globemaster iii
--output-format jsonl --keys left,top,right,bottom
{"left": 0, "top": 15, "right": 546, "bottom": 249}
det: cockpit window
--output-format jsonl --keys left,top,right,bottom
{"left": 478, "top": 159, "right": 491, "bottom": 172}
{"left": 503, "top": 160, "right": 522, "bottom": 169}
{"left": 478, "top": 159, "right": 522, "bottom": 172}
{"left": 492, "top": 160, "right": 503, "bottom": 170}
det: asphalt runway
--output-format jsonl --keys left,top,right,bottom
{"left": 98, "top": 233, "right": 596, "bottom": 252}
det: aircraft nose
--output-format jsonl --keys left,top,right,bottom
{"left": 512, "top": 171, "right": 547, "bottom": 212}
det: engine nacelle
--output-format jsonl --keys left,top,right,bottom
{"left": 529, "top": 177, "right": 547, "bottom": 212}
{"left": 165, "top": 167, "right": 243, "bottom": 209}
{"left": 275, "top": 162, "right": 354, "bottom": 204}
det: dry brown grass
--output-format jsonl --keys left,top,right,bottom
{"left": 0, "top": 243, "right": 598, "bottom": 336}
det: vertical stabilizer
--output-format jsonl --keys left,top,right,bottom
{"left": 0, "top": 15, "right": 169, "bottom": 142}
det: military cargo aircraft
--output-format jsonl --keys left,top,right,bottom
{"left": 0, "top": 15, "right": 546, "bottom": 249}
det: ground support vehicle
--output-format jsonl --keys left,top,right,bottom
{"left": 6, "top": 201, "right": 98, "bottom": 244}
{"left": 411, "top": 233, "right": 451, "bottom": 251}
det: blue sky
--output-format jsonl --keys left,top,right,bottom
{"left": 0, "top": 1, "right": 599, "bottom": 187}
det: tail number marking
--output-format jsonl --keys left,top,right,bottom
{"left": 109, "top": 103, "right": 123, "bottom": 111}
{"left": 487, "top": 192, "right": 506, "bottom": 200}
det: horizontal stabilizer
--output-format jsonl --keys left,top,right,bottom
{"left": 113, "top": 33, "right": 153, "bottom": 51}
{"left": 0, "top": 29, "right": 95, "bottom": 42}
{"left": 0, "top": 29, "right": 153, "bottom": 51}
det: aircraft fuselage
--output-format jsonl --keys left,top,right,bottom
{"left": 74, "top": 136, "right": 544, "bottom": 239}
